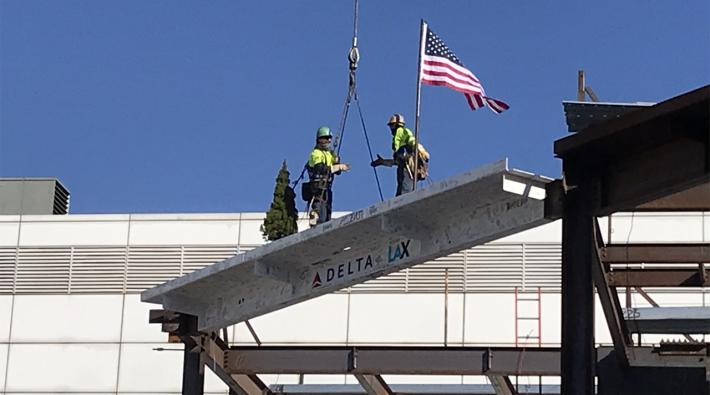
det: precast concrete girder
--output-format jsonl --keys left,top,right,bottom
{"left": 142, "top": 160, "right": 552, "bottom": 330}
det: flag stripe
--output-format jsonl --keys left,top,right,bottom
{"left": 486, "top": 98, "right": 504, "bottom": 113}
{"left": 423, "top": 57, "right": 480, "bottom": 83}
{"left": 421, "top": 67, "right": 482, "bottom": 89}
{"left": 420, "top": 77, "right": 484, "bottom": 96}
{"left": 420, "top": 24, "right": 509, "bottom": 114}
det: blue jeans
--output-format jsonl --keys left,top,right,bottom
{"left": 396, "top": 164, "right": 414, "bottom": 196}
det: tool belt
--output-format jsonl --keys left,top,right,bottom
{"left": 301, "top": 178, "right": 330, "bottom": 202}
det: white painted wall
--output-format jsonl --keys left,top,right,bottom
{"left": 0, "top": 212, "right": 707, "bottom": 393}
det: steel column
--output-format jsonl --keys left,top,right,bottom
{"left": 561, "top": 184, "right": 595, "bottom": 394}
{"left": 181, "top": 315, "right": 204, "bottom": 395}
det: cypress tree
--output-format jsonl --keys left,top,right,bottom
{"left": 261, "top": 161, "right": 299, "bottom": 241}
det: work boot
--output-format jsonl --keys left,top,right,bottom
{"left": 309, "top": 210, "right": 319, "bottom": 227}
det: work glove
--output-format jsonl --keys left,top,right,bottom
{"left": 371, "top": 154, "right": 394, "bottom": 168}
{"left": 331, "top": 163, "right": 351, "bottom": 173}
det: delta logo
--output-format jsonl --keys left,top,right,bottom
{"left": 311, "top": 255, "right": 374, "bottom": 288}
{"left": 311, "top": 239, "right": 412, "bottom": 288}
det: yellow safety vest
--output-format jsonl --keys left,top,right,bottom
{"left": 308, "top": 148, "right": 335, "bottom": 168}
{"left": 391, "top": 127, "right": 416, "bottom": 153}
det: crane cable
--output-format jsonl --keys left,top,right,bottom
{"left": 332, "top": 0, "right": 384, "bottom": 202}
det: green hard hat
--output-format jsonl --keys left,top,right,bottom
{"left": 316, "top": 126, "right": 332, "bottom": 139}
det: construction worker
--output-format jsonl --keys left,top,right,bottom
{"left": 306, "top": 126, "right": 350, "bottom": 226}
{"left": 370, "top": 113, "right": 418, "bottom": 196}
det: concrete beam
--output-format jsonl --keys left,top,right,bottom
{"left": 142, "top": 160, "right": 551, "bottom": 330}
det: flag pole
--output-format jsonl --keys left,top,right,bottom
{"left": 413, "top": 19, "right": 426, "bottom": 191}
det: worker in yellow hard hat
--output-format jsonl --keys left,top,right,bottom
{"left": 305, "top": 126, "right": 350, "bottom": 226}
{"left": 371, "top": 114, "right": 421, "bottom": 196}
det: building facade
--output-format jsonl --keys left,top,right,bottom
{"left": 0, "top": 212, "right": 708, "bottom": 393}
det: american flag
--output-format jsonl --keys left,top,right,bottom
{"left": 420, "top": 23, "right": 509, "bottom": 113}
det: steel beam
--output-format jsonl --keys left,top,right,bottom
{"left": 608, "top": 268, "right": 709, "bottom": 287}
{"left": 635, "top": 182, "right": 710, "bottom": 211}
{"left": 486, "top": 375, "right": 516, "bottom": 395}
{"left": 269, "top": 383, "right": 562, "bottom": 394}
{"left": 355, "top": 374, "right": 393, "bottom": 395}
{"left": 142, "top": 160, "right": 551, "bottom": 330}
{"left": 224, "top": 346, "right": 561, "bottom": 376}
{"left": 602, "top": 244, "right": 710, "bottom": 264}
{"left": 201, "top": 334, "right": 273, "bottom": 395}
{"left": 555, "top": 85, "right": 710, "bottom": 216}
{"left": 623, "top": 307, "right": 710, "bottom": 334}
{"left": 591, "top": 223, "right": 630, "bottom": 368}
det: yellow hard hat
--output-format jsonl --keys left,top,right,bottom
{"left": 387, "top": 113, "right": 405, "bottom": 126}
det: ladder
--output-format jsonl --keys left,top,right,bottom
{"left": 514, "top": 287, "right": 542, "bottom": 347}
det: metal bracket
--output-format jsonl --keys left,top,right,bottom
{"left": 348, "top": 347, "right": 358, "bottom": 371}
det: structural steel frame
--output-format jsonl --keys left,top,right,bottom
{"left": 555, "top": 85, "right": 709, "bottom": 394}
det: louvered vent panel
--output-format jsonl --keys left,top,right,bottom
{"left": 126, "top": 247, "right": 181, "bottom": 292}
{"left": 406, "top": 253, "right": 465, "bottom": 293}
{"left": 70, "top": 247, "right": 126, "bottom": 293}
{"left": 466, "top": 244, "right": 524, "bottom": 292}
{"left": 15, "top": 247, "right": 71, "bottom": 293}
{"left": 524, "top": 244, "right": 561, "bottom": 290}
{"left": 0, "top": 247, "right": 16, "bottom": 293}
{"left": 182, "top": 246, "right": 238, "bottom": 274}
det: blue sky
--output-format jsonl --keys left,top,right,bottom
{"left": 1, "top": 1, "right": 708, "bottom": 213}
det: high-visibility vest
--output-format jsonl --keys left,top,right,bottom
{"left": 391, "top": 127, "right": 416, "bottom": 153}
{"left": 308, "top": 148, "right": 335, "bottom": 168}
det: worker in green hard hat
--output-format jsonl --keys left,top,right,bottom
{"left": 305, "top": 126, "right": 350, "bottom": 226}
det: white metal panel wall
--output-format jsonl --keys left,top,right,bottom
{"left": 242, "top": 294, "right": 349, "bottom": 345}
{"left": 18, "top": 215, "right": 130, "bottom": 246}
{"left": 464, "top": 294, "right": 515, "bottom": 346}
{"left": 5, "top": 344, "right": 120, "bottom": 392}
{"left": 348, "top": 294, "right": 445, "bottom": 344}
{"left": 121, "top": 294, "right": 170, "bottom": 342}
{"left": 128, "top": 214, "right": 241, "bottom": 246}
{"left": 10, "top": 295, "right": 123, "bottom": 342}
{"left": 0, "top": 344, "right": 6, "bottom": 393}
{"left": 0, "top": 296, "right": 11, "bottom": 342}
{"left": 0, "top": 217, "right": 19, "bottom": 247}
{"left": 608, "top": 212, "right": 706, "bottom": 243}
